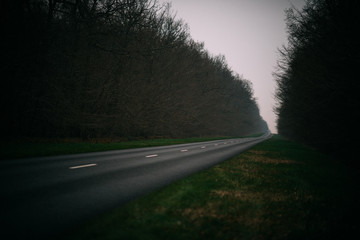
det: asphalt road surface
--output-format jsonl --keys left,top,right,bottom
{"left": 0, "top": 132, "right": 271, "bottom": 239}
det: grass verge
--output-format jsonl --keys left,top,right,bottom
{"left": 0, "top": 133, "right": 265, "bottom": 160}
{"left": 0, "top": 136, "right": 233, "bottom": 160}
{"left": 64, "top": 135, "right": 360, "bottom": 240}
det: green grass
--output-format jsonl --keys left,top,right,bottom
{"left": 0, "top": 133, "right": 265, "bottom": 160}
{"left": 63, "top": 135, "right": 360, "bottom": 240}
{"left": 0, "top": 137, "right": 233, "bottom": 160}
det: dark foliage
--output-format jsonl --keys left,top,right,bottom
{"left": 1, "top": 0, "right": 267, "bottom": 139}
{"left": 275, "top": 0, "right": 360, "bottom": 165}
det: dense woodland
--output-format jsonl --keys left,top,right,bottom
{"left": 275, "top": 0, "right": 360, "bottom": 165}
{"left": 1, "top": 0, "right": 267, "bottom": 139}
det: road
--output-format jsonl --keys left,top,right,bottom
{"left": 0, "top": 132, "right": 271, "bottom": 239}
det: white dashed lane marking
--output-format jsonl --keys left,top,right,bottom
{"left": 69, "top": 163, "right": 97, "bottom": 170}
{"left": 146, "top": 154, "right": 158, "bottom": 158}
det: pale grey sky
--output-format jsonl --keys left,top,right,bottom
{"left": 158, "top": 0, "right": 306, "bottom": 133}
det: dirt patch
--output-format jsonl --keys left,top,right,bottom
{"left": 182, "top": 203, "right": 225, "bottom": 222}
{"left": 211, "top": 189, "right": 293, "bottom": 202}
{"left": 247, "top": 150, "right": 305, "bottom": 165}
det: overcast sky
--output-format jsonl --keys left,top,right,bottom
{"left": 158, "top": 0, "right": 306, "bottom": 133}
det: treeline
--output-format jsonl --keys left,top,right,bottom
{"left": 275, "top": 0, "right": 360, "bottom": 165}
{"left": 1, "top": 0, "right": 267, "bottom": 139}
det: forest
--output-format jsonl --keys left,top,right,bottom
{"left": 1, "top": 0, "right": 267, "bottom": 140}
{"left": 275, "top": 0, "right": 360, "bottom": 166}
